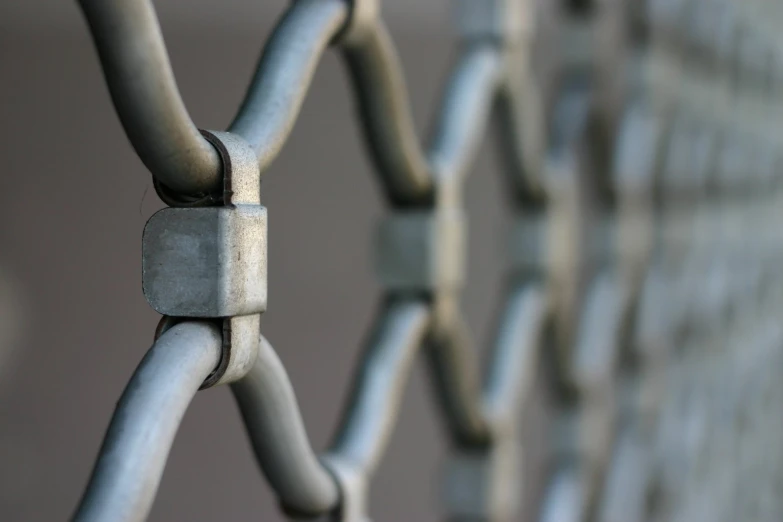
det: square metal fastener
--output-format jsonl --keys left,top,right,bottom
{"left": 142, "top": 205, "right": 267, "bottom": 318}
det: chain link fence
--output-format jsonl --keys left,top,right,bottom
{"left": 2, "top": 0, "right": 779, "bottom": 520}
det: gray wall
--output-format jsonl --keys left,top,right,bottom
{"left": 0, "top": 2, "right": 552, "bottom": 520}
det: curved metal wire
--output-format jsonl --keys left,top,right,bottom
{"left": 433, "top": 281, "right": 549, "bottom": 451}
{"left": 229, "top": 0, "right": 348, "bottom": 168}
{"left": 340, "top": 31, "right": 513, "bottom": 450}
{"left": 69, "top": 1, "right": 783, "bottom": 520}
{"left": 77, "top": 0, "right": 348, "bottom": 197}
{"left": 572, "top": 274, "right": 625, "bottom": 513}
{"left": 415, "top": 43, "right": 511, "bottom": 448}
{"left": 340, "top": 21, "right": 435, "bottom": 206}
{"left": 329, "top": 296, "right": 431, "bottom": 476}
{"left": 483, "top": 283, "right": 548, "bottom": 432}
{"left": 441, "top": 282, "right": 550, "bottom": 520}
{"left": 72, "top": 322, "right": 222, "bottom": 522}
{"left": 495, "top": 59, "right": 548, "bottom": 206}
{"left": 340, "top": 25, "right": 512, "bottom": 205}
{"left": 539, "top": 467, "right": 586, "bottom": 522}
{"left": 231, "top": 335, "right": 340, "bottom": 516}
{"left": 78, "top": 0, "right": 223, "bottom": 196}
{"left": 77, "top": 0, "right": 512, "bottom": 208}
{"left": 426, "top": 317, "right": 493, "bottom": 448}
{"left": 427, "top": 43, "right": 503, "bottom": 185}
{"left": 231, "top": 298, "right": 431, "bottom": 515}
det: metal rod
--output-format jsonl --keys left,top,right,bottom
{"left": 78, "top": 0, "right": 348, "bottom": 196}
{"left": 340, "top": 22, "right": 435, "bottom": 206}
{"left": 483, "top": 284, "right": 548, "bottom": 432}
{"left": 72, "top": 322, "right": 222, "bottom": 522}
{"left": 494, "top": 58, "right": 547, "bottom": 205}
{"left": 340, "top": 41, "right": 505, "bottom": 451}
{"left": 539, "top": 467, "right": 585, "bottom": 522}
{"left": 330, "top": 297, "right": 431, "bottom": 476}
{"left": 231, "top": 335, "right": 340, "bottom": 516}
{"left": 341, "top": 28, "right": 506, "bottom": 205}
{"left": 426, "top": 315, "right": 492, "bottom": 447}
{"left": 77, "top": 0, "right": 223, "bottom": 196}
{"left": 427, "top": 43, "right": 503, "bottom": 186}
{"left": 573, "top": 273, "right": 624, "bottom": 391}
{"left": 229, "top": 0, "right": 349, "bottom": 169}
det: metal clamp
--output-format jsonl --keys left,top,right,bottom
{"left": 454, "top": 0, "right": 529, "bottom": 44}
{"left": 508, "top": 212, "right": 549, "bottom": 274}
{"left": 374, "top": 209, "right": 465, "bottom": 292}
{"left": 442, "top": 437, "right": 522, "bottom": 520}
{"left": 142, "top": 131, "right": 267, "bottom": 386}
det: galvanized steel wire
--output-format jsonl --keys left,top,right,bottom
{"left": 70, "top": 0, "right": 783, "bottom": 521}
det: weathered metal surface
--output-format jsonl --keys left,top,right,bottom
{"left": 68, "top": 0, "right": 783, "bottom": 520}
{"left": 72, "top": 322, "right": 222, "bottom": 522}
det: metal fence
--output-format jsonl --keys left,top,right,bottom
{"left": 68, "top": 0, "right": 783, "bottom": 521}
